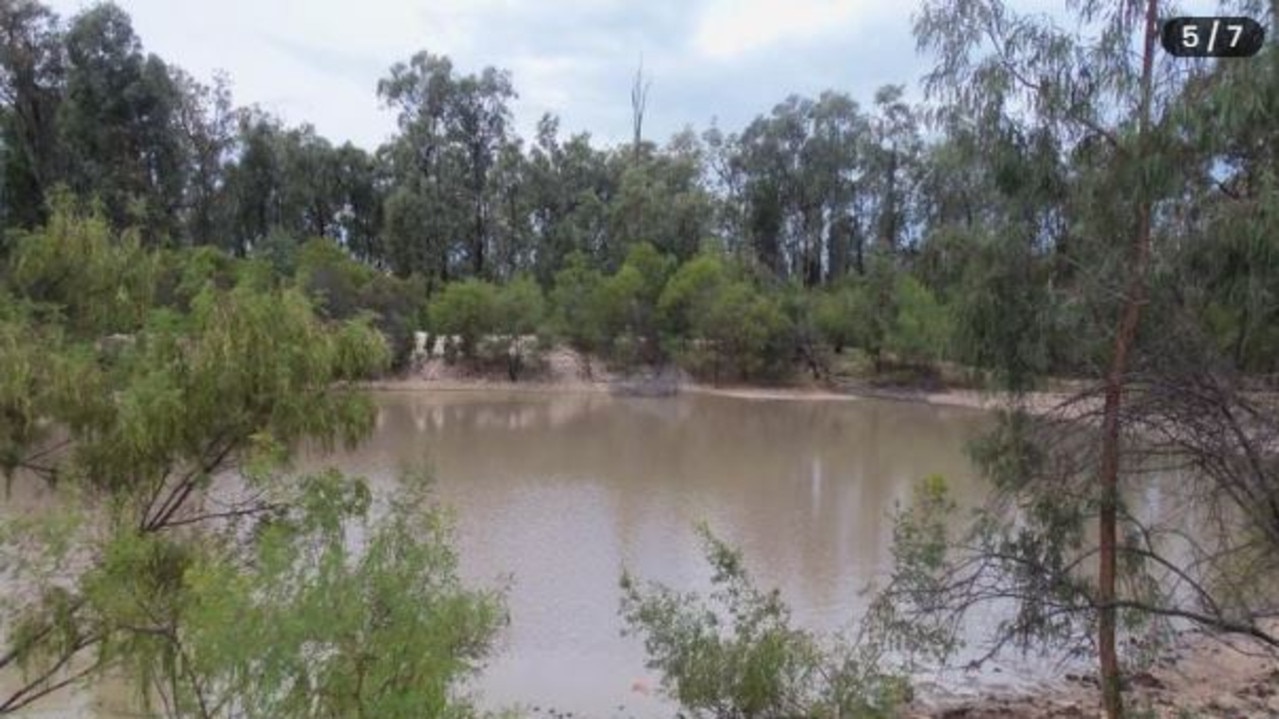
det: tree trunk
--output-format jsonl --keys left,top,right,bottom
{"left": 1097, "top": 3, "right": 1158, "bottom": 717}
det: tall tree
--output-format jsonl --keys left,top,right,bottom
{"left": 0, "top": 0, "right": 64, "bottom": 230}
{"left": 877, "top": 2, "right": 1207, "bottom": 717}
{"left": 378, "top": 52, "right": 515, "bottom": 281}
{"left": 630, "top": 58, "right": 650, "bottom": 163}
{"left": 58, "top": 2, "right": 185, "bottom": 244}
{"left": 170, "top": 68, "right": 234, "bottom": 248}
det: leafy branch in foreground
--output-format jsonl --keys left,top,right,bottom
{"left": 0, "top": 201, "right": 506, "bottom": 717}
{"left": 620, "top": 523, "right": 909, "bottom": 719}
{"left": 870, "top": 433, "right": 1279, "bottom": 684}
{"left": 102, "top": 469, "right": 507, "bottom": 719}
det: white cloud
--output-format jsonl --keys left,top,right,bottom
{"left": 692, "top": 0, "right": 873, "bottom": 60}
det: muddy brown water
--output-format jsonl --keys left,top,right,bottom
{"left": 317, "top": 390, "right": 995, "bottom": 718}
{"left": 10, "top": 390, "right": 1036, "bottom": 717}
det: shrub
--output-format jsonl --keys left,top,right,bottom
{"left": 886, "top": 275, "right": 951, "bottom": 367}
{"left": 493, "top": 275, "right": 547, "bottom": 380}
{"left": 427, "top": 279, "right": 499, "bottom": 361}
{"left": 687, "top": 281, "right": 792, "bottom": 383}
{"left": 549, "top": 252, "right": 608, "bottom": 359}
{"left": 620, "top": 525, "right": 911, "bottom": 719}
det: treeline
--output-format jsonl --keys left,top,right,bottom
{"left": 2, "top": 0, "right": 1279, "bottom": 717}
{"left": 7, "top": 1, "right": 1275, "bottom": 387}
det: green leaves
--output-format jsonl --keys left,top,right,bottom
{"left": 621, "top": 524, "right": 909, "bottom": 719}
{"left": 0, "top": 207, "right": 423, "bottom": 714}
{"left": 48, "top": 470, "right": 506, "bottom": 719}
{"left": 9, "top": 194, "right": 159, "bottom": 337}
{"left": 194, "top": 471, "right": 505, "bottom": 719}
{"left": 549, "top": 252, "right": 608, "bottom": 354}
{"left": 428, "top": 278, "right": 500, "bottom": 360}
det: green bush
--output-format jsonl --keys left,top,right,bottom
{"left": 493, "top": 275, "right": 547, "bottom": 380}
{"left": 549, "top": 252, "right": 608, "bottom": 359}
{"left": 886, "top": 275, "right": 951, "bottom": 367}
{"left": 427, "top": 279, "right": 499, "bottom": 361}
{"left": 290, "top": 237, "right": 425, "bottom": 371}
{"left": 361, "top": 273, "right": 427, "bottom": 371}
{"left": 621, "top": 525, "right": 911, "bottom": 719}
{"left": 814, "top": 282, "right": 866, "bottom": 355}
{"left": 685, "top": 280, "right": 793, "bottom": 383}
{"left": 658, "top": 252, "right": 729, "bottom": 342}
{"left": 599, "top": 243, "right": 676, "bottom": 367}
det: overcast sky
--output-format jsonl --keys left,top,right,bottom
{"left": 41, "top": 0, "right": 1223, "bottom": 151}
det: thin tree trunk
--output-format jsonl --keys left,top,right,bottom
{"left": 474, "top": 198, "right": 485, "bottom": 277}
{"left": 1097, "top": 3, "right": 1158, "bottom": 717}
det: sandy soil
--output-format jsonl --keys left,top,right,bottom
{"left": 910, "top": 628, "right": 1279, "bottom": 718}
{"left": 367, "top": 345, "right": 1078, "bottom": 411}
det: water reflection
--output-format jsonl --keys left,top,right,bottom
{"left": 300, "top": 391, "right": 990, "bottom": 717}
{"left": 4, "top": 390, "right": 993, "bottom": 718}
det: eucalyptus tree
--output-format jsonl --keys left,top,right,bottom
{"left": 170, "top": 69, "right": 235, "bottom": 248}
{"left": 735, "top": 95, "right": 810, "bottom": 278}
{"left": 449, "top": 66, "right": 516, "bottom": 277}
{"left": 863, "top": 86, "right": 923, "bottom": 255}
{"left": 1164, "top": 5, "right": 1279, "bottom": 375}
{"left": 487, "top": 136, "right": 534, "bottom": 280}
{"left": 221, "top": 109, "right": 282, "bottom": 255}
{"left": 808, "top": 91, "right": 868, "bottom": 280}
{"left": 606, "top": 128, "right": 714, "bottom": 269}
{"left": 0, "top": 0, "right": 64, "bottom": 230}
{"left": 525, "top": 114, "right": 614, "bottom": 281}
{"left": 872, "top": 1, "right": 1211, "bottom": 716}
{"left": 58, "top": 2, "right": 185, "bottom": 245}
{"left": 721, "top": 90, "right": 880, "bottom": 285}
{"left": 377, "top": 52, "right": 517, "bottom": 281}
{"left": 700, "top": 123, "right": 750, "bottom": 260}
{"left": 218, "top": 113, "right": 375, "bottom": 259}
{"left": 378, "top": 52, "right": 467, "bottom": 281}
{"left": 330, "top": 140, "right": 384, "bottom": 265}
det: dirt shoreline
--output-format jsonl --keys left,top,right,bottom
{"left": 909, "top": 626, "right": 1279, "bottom": 718}
{"left": 371, "top": 342, "right": 1089, "bottom": 413}
{"left": 361, "top": 375, "right": 1071, "bottom": 414}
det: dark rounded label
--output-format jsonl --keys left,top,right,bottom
{"left": 1161, "top": 17, "right": 1266, "bottom": 58}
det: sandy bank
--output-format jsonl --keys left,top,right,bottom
{"left": 911, "top": 626, "right": 1279, "bottom": 718}
{"left": 364, "top": 341, "right": 1089, "bottom": 411}
{"left": 362, "top": 374, "right": 1074, "bottom": 414}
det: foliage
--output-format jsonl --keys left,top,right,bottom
{"left": 687, "top": 281, "right": 792, "bottom": 383}
{"left": 657, "top": 252, "right": 729, "bottom": 341}
{"left": 492, "top": 275, "right": 546, "bottom": 380}
{"left": 4, "top": 1, "right": 1279, "bottom": 714}
{"left": 294, "top": 237, "right": 425, "bottom": 370}
{"left": 885, "top": 275, "right": 950, "bottom": 367}
{"left": 0, "top": 207, "right": 463, "bottom": 717}
{"left": 95, "top": 470, "right": 507, "bottom": 719}
{"left": 8, "top": 193, "right": 159, "bottom": 336}
{"left": 620, "top": 524, "right": 910, "bottom": 719}
{"left": 548, "top": 251, "right": 607, "bottom": 358}
{"left": 428, "top": 278, "right": 498, "bottom": 362}
{"left": 813, "top": 283, "right": 865, "bottom": 355}
{"left": 596, "top": 242, "right": 675, "bottom": 367}
{"left": 864, "top": 475, "right": 962, "bottom": 666}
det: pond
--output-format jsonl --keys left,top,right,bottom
{"left": 315, "top": 390, "right": 993, "bottom": 718}
{"left": 16, "top": 389, "right": 1020, "bottom": 718}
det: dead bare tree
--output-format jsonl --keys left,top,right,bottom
{"left": 630, "top": 56, "right": 651, "bottom": 163}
